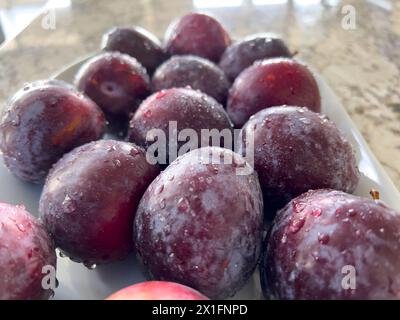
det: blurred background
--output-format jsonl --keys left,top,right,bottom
{"left": 0, "top": 0, "right": 44, "bottom": 43}
{"left": 0, "top": 0, "right": 395, "bottom": 45}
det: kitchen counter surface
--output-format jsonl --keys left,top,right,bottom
{"left": 0, "top": 0, "right": 399, "bottom": 189}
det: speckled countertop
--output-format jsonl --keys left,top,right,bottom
{"left": 0, "top": 0, "right": 399, "bottom": 189}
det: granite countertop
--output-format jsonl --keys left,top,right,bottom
{"left": 0, "top": 0, "right": 399, "bottom": 189}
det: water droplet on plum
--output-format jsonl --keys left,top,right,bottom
{"left": 318, "top": 232, "right": 330, "bottom": 244}
{"left": 84, "top": 263, "right": 97, "bottom": 270}
{"left": 311, "top": 208, "right": 322, "bottom": 217}
{"left": 177, "top": 197, "right": 189, "bottom": 212}
{"left": 113, "top": 159, "right": 122, "bottom": 167}
{"left": 159, "top": 198, "right": 166, "bottom": 209}
{"left": 347, "top": 208, "right": 356, "bottom": 217}
{"left": 62, "top": 195, "right": 76, "bottom": 213}
{"left": 289, "top": 217, "right": 306, "bottom": 233}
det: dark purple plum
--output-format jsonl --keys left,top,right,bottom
{"left": 128, "top": 87, "right": 233, "bottom": 164}
{"left": 261, "top": 189, "right": 400, "bottom": 299}
{"left": 238, "top": 106, "right": 359, "bottom": 219}
{"left": 101, "top": 26, "right": 169, "bottom": 74}
{"left": 164, "top": 13, "right": 231, "bottom": 62}
{"left": 219, "top": 34, "right": 292, "bottom": 82}
{"left": 152, "top": 55, "right": 230, "bottom": 104}
{"left": 0, "top": 203, "right": 56, "bottom": 300}
{"left": 0, "top": 80, "right": 106, "bottom": 183}
{"left": 39, "top": 140, "right": 160, "bottom": 266}
{"left": 227, "top": 58, "right": 321, "bottom": 127}
{"left": 75, "top": 52, "right": 150, "bottom": 117}
{"left": 134, "top": 147, "right": 263, "bottom": 299}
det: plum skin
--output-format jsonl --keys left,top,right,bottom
{"left": 101, "top": 26, "right": 169, "bottom": 74}
{"left": 39, "top": 140, "right": 160, "bottom": 265}
{"left": 239, "top": 106, "right": 359, "bottom": 218}
{"left": 219, "top": 34, "right": 292, "bottom": 82}
{"left": 227, "top": 58, "right": 321, "bottom": 127}
{"left": 106, "top": 281, "right": 209, "bottom": 300}
{"left": 134, "top": 147, "right": 264, "bottom": 299}
{"left": 0, "top": 203, "right": 57, "bottom": 300}
{"left": 75, "top": 52, "right": 150, "bottom": 117}
{"left": 0, "top": 80, "right": 106, "bottom": 183}
{"left": 152, "top": 55, "right": 230, "bottom": 104}
{"left": 128, "top": 87, "right": 233, "bottom": 164}
{"left": 261, "top": 189, "right": 400, "bottom": 299}
{"left": 164, "top": 13, "right": 231, "bottom": 62}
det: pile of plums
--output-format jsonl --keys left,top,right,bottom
{"left": 1, "top": 12, "right": 399, "bottom": 300}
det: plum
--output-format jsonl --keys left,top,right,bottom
{"left": 75, "top": 52, "right": 150, "bottom": 117}
{"left": 164, "top": 13, "right": 231, "bottom": 62}
{"left": 128, "top": 87, "right": 233, "bottom": 164}
{"left": 261, "top": 189, "right": 400, "bottom": 299}
{"left": 101, "top": 26, "right": 168, "bottom": 74}
{"left": 0, "top": 203, "right": 56, "bottom": 300}
{"left": 227, "top": 58, "right": 321, "bottom": 127}
{"left": 106, "top": 281, "right": 209, "bottom": 300}
{"left": 238, "top": 106, "right": 359, "bottom": 219}
{"left": 152, "top": 55, "right": 230, "bottom": 104}
{"left": 134, "top": 147, "right": 264, "bottom": 299}
{"left": 39, "top": 140, "right": 160, "bottom": 266}
{"left": 219, "top": 34, "right": 292, "bottom": 82}
{"left": 0, "top": 80, "right": 106, "bottom": 183}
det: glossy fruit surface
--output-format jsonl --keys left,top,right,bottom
{"left": 128, "top": 87, "right": 233, "bottom": 164}
{"left": 239, "top": 106, "right": 359, "bottom": 218}
{"left": 39, "top": 140, "right": 160, "bottom": 266}
{"left": 0, "top": 80, "right": 106, "bottom": 183}
{"left": 164, "top": 13, "right": 231, "bottom": 62}
{"left": 102, "top": 26, "right": 168, "bottom": 74}
{"left": 219, "top": 34, "right": 291, "bottom": 82}
{"left": 134, "top": 147, "right": 263, "bottom": 299}
{"left": 261, "top": 189, "right": 400, "bottom": 299}
{"left": 152, "top": 55, "right": 230, "bottom": 103}
{"left": 227, "top": 58, "right": 321, "bottom": 127}
{"left": 75, "top": 52, "right": 150, "bottom": 117}
{"left": 106, "top": 281, "right": 209, "bottom": 300}
{"left": 0, "top": 203, "right": 56, "bottom": 300}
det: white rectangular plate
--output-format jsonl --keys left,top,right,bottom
{"left": 0, "top": 55, "right": 399, "bottom": 300}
